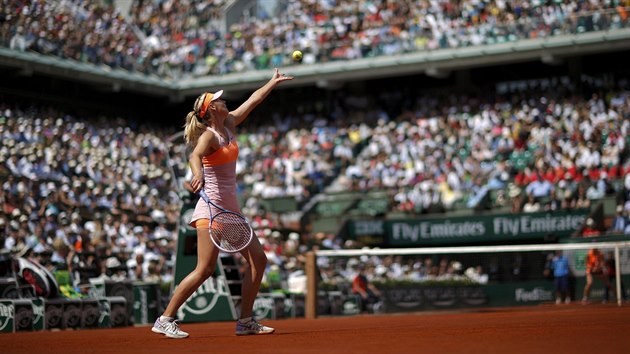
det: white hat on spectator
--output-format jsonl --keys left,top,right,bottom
{"left": 151, "top": 209, "right": 166, "bottom": 221}
{"left": 106, "top": 257, "right": 121, "bottom": 268}
{"left": 33, "top": 243, "right": 47, "bottom": 254}
{"left": 84, "top": 220, "right": 96, "bottom": 233}
{"left": 146, "top": 253, "right": 160, "bottom": 262}
{"left": 126, "top": 259, "right": 137, "bottom": 269}
{"left": 69, "top": 223, "right": 80, "bottom": 234}
{"left": 285, "top": 260, "right": 297, "bottom": 270}
{"left": 347, "top": 258, "right": 359, "bottom": 268}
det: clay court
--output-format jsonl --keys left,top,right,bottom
{"left": 1, "top": 303, "right": 628, "bottom": 354}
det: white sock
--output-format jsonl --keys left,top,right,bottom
{"left": 160, "top": 315, "right": 174, "bottom": 323}
{"left": 238, "top": 316, "right": 252, "bottom": 324}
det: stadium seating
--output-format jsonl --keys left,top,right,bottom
{"left": 1, "top": 1, "right": 628, "bottom": 78}
{"left": 1, "top": 2, "right": 630, "bottom": 323}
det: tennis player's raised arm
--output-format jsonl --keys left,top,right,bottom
{"left": 230, "top": 68, "right": 293, "bottom": 126}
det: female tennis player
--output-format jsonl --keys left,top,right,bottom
{"left": 152, "top": 68, "right": 293, "bottom": 338}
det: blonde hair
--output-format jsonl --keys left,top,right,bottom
{"left": 183, "top": 93, "right": 210, "bottom": 147}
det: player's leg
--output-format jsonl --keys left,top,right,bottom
{"left": 235, "top": 235, "right": 274, "bottom": 335}
{"left": 153, "top": 219, "right": 219, "bottom": 338}
{"left": 163, "top": 220, "right": 219, "bottom": 315}
{"left": 582, "top": 272, "right": 593, "bottom": 304}
{"left": 600, "top": 274, "right": 612, "bottom": 303}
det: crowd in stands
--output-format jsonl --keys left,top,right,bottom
{"left": 0, "top": 105, "right": 180, "bottom": 286}
{"left": 2, "top": 71, "right": 630, "bottom": 296}
{"left": 331, "top": 75, "right": 630, "bottom": 228}
{"left": 1, "top": 0, "right": 629, "bottom": 78}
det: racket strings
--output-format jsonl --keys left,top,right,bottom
{"left": 211, "top": 212, "right": 252, "bottom": 252}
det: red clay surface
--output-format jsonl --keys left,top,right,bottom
{"left": 1, "top": 304, "right": 629, "bottom": 354}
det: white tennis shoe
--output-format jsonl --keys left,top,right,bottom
{"left": 152, "top": 318, "right": 189, "bottom": 339}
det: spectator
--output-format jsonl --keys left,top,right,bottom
{"left": 582, "top": 218, "right": 601, "bottom": 237}
{"left": 352, "top": 264, "right": 382, "bottom": 314}
{"left": 464, "top": 266, "right": 489, "bottom": 284}
{"left": 525, "top": 172, "right": 554, "bottom": 198}
{"left": 609, "top": 205, "right": 627, "bottom": 234}
{"left": 144, "top": 255, "right": 164, "bottom": 283}
{"left": 574, "top": 184, "right": 592, "bottom": 209}
{"left": 522, "top": 193, "right": 542, "bottom": 213}
{"left": 9, "top": 26, "right": 26, "bottom": 51}
{"left": 586, "top": 179, "right": 606, "bottom": 200}
{"left": 561, "top": 188, "right": 576, "bottom": 209}
{"left": 545, "top": 188, "right": 562, "bottom": 211}
{"left": 549, "top": 251, "right": 572, "bottom": 304}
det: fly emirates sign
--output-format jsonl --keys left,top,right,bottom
{"left": 388, "top": 211, "right": 588, "bottom": 245}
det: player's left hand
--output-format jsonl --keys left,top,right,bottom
{"left": 272, "top": 68, "right": 293, "bottom": 83}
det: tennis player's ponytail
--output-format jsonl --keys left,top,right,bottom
{"left": 184, "top": 111, "right": 206, "bottom": 146}
{"left": 183, "top": 94, "right": 207, "bottom": 146}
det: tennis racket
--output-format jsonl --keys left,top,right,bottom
{"left": 198, "top": 190, "right": 254, "bottom": 253}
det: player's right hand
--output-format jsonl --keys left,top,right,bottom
{"left": 190, "top": 175, "right": 203, "bottom": 193}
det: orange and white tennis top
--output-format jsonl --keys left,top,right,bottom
{"left": 585, "top": 249, "right": 604, "bottom": 274}
{"left": 189, "top": 127, "right": 240, "bottom": 227}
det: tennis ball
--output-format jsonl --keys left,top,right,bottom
{"left": 292, "top": 50, "right": 303, "bottom": 62}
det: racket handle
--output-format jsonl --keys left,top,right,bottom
{"left": 198, "top": 190, "right": 210, "bottom": 203}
